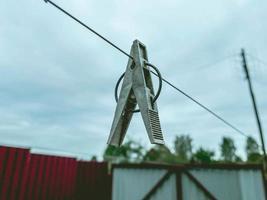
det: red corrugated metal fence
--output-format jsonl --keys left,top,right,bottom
{"left": 0, "top": 145, "right": 111, "bottom": 200}
{"left": 76, "top": 161, "right": 111, "bottom": 200}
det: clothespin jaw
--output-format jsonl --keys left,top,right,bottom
{"left": 107, "top": 40, "right": 164, "bottom": 146}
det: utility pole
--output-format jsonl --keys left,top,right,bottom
{"left": 241, "top": 49, "right": 267, "bottom": 168}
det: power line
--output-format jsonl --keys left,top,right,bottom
{"left": 194, "top": 54, "right": 238, "bottom": 70}
{"left": 43, "top": 0, "right": 250, "bottom": 139}
{"left": 150, "top": 71, "right": 249, "bottom": 138}
{"left": 247, "top": 53, "right": 267, "bottom": 67}
{"left": 43, "top": 0, "right": 134, "bottom": 60}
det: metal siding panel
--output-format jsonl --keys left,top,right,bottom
{"left": 26, "top": 155, "right": 39, "bottom": 200}
{"left": 61, "top": 158, "right": 68, "bottom": 200}
{"left": 41, "top": 156, "right": 51, "bottom": 200}
{"left": 18, "top": 152, "right": 31, "bottom": 200}
{"left": 0, "top": 147, "right": 7, "bottom": 189}
{"left": 0, "top": 147, "right": 8, "bottom": 199}
{"left": 190, "top": 169, "right": 241, "bottom": 200}
{"left": 66, "top": 158, "right": 72, "bottom": 199}
{"left": 76, "top": 161, "right": 83, "bottom": 199}
{"left": 38, "top": 156, "right": 48, "bottom": 200}
{"left": 33, "top": 155, "right": 45, "bottom": 200}
{"left": 190, "top": 169, "right": 266, "bottom": 200}
{"left": 0, "top": 147, "right": 17, "bottom": 200}
{"left": 43, "top": 156, "right": 56, "bottom": 200}
{"left": 238, "top": 170, "right": 265, "bottom": 200}
{"left": 69, "top": 159, "right": 77, "bottom": 200}
{"left": 67, "top": 159, "right": 74, "bottom": 200}
{"left": 151, "top": 174, "right": 177, "bottom": 200}
{"left": 62, "top": 158, "right": 68, "bottom": 199}
{"left": 182, "top": 174, "right": 212, "bottom": 200}
{"left": 59, "top": 157, "right": 67, "bottom": 200}
{"left": 71, "top": 160, "right": 78, "bottom": 199}
{"left": 10, "top": 149, "right": 29, "bottom": 200}
{"left": 112, "top": 168, "right": 167, "bottom": 200}
{"left": 63, "top": 159, "right": 69, "bottom": 199}
{"left": 72, "top": 159, "right": 77, "bottom": 199}
{"left": 51, "top": 157, "right": 58, "bottom": 200}
{"left": 75, "top": 161, "right": 110, "bottom": 200}
{"left": 67, "top": 158, "right": 76, "bottom": 200}
{"left": 47, "top": 156, "right": 57, "bottom": 200}
{"left": 52, "top": 156, "right": 59, "bottom": 200}
{"left": 56, "top": 157, "right": 63, "bottom": 200}
{"left": 0, "top": 146, "right": 112, "bottom": 200}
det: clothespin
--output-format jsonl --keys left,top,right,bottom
{"left": 107, "top": 40, "right": 164, "bottom": 147}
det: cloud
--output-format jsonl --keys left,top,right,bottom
{"left": 0, "top": 0, "right": 266, "bottom": 160}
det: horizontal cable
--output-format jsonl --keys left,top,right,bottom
{"left": 247, "top": 53, "right": 267, "bottom": 67}
{"left": 44, "top": 0, "right": 134, "bottom": 60}
{"left": 150, "top": 70, "right": 250, "bottom": 138}
{"left": 43, "top": 0, "right": 250, "bottom": 139}
{"left": 193, "top": 54, "right": 238, "bottom": 69}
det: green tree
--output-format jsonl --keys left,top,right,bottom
{"left": 143, "top": 145, "right": 177, "bottom": 164}
{"left": 192, "top": 147, "right": 215, "bottom": 164}
{"left": 234, "top": 155, "right": 243, "bottom": 162}
{"left": 91, "top": 155, "right": 97, "bottom": 161}
{"left": 246, "top": 136, "right": 262, "bottom": 162}
{"left": 174, "top": 134, "right": 192, "bottom": 162}
{"left": 103, "top": 139, "right": 144, "bottom": 163}
{"left": 220, "top": 137, "right": 236, "bottom": 162}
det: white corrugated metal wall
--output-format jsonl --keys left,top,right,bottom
{"left": 150, "top": 174, "right": 177, "bottom": 200}
{"left": 239, "top": 170, "right": 265, "bottom": 200}
{"left": 190, "top": 169, "right": 265, "bottom": 200}
{"left": 182, "top": 174, "right": 212, "bottom": 200}
{"left": 112, "top": 165, "right": 266, "bottom": 200}
{"left": 112, "top": 168, "right": 177, "bottom": 200}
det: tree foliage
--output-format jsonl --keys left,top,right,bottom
{"left": 174, "top": 135, "right": 192, "bottom": 162}
{"left": 192, "top": 147, "right": 215, "bottom": 164}
{"left": 103, "top": 140, "right": 144, "bottom": 163}
{"left": 245, "top": 136, "right": 262, "bottom": 163}
{"left": 102, "top": 134, "right": 261, "bottom": 165}
{"left": 143, "top": 145, "right": 178, "bottom": 164}
{"left": 220, "top": 137, "right": 236, "bottom": 162}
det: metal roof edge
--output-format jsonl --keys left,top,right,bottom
{"left": 112, "top": 162, "right": 263, "bottom": 171}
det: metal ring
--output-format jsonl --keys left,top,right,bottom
{"left": 114, "top": 72, "right": 142, "bottom": 113}
{"left": 114, "top": 62, "right": 162, "bottom": 113}
{"left": 114, "top": 72, "right": 125, "bottom": 103}
{"left": 145, "top": 62, "right": 162, "bottom": 104}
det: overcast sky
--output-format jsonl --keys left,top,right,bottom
{"left": 0, "top": 0, "right": 266, "bottom": 159}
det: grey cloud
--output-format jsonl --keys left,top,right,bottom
{"left": 0, "top": 0, "right": 266, "bottom": 159}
